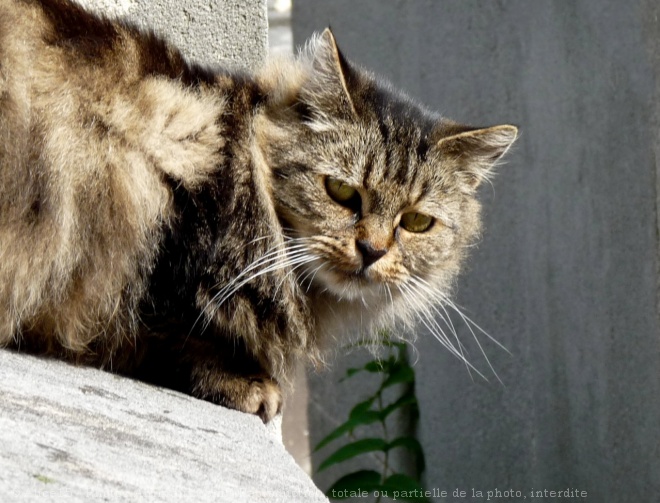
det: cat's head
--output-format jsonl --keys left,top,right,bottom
{"left": 257, "top": 29, "right": 517, "bottom": 316}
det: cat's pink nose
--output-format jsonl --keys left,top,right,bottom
{"left": 356, "top": 239, "right": 387, "bottom": 268}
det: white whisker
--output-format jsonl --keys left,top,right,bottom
{"left": 407, "top": 277, "right": 473, "bottom": 379}
{"left": 412, "top": 275, "right": 507, "bottom": 383}
{"left": 189, "top": 238, "right": 317, "bottom": 336}
{"left": 273, "top": 254, "right": 318, "bottom": 297}
{"left": 397, "top": 283, "right": 487, "bottom": 381}
{"left": 398, "top": 283, "right": 460, "bottom": 359}
{"left": 299, "top": 263, "right": 325, "bottom": 293}
{"left": 214, "top": 252, "right": 316, "bottom": 308}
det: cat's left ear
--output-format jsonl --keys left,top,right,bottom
{"left": 299, "top": 28, "right": 358, "bottom": 122}
{"left": 435, "top": 125, "right": 518, "bottom": 190}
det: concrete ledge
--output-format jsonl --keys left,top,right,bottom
{"left": 0, "top": 350, "right": 327, "bottom": 503}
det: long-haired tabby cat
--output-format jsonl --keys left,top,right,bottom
{"left": 0, "top": 0, "right": 517, "bottom": 422}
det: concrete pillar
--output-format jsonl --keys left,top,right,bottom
{"left": 79, "top": 0, "right": 268, "bottom": 71}
{"left": 294, "top": 1, "right": 660, "bottom": 500}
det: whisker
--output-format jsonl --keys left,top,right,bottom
{"left": 399, "top": 282, "right": 460, "bottom": 359}
{"left": 398, "top": 283, "right": 460, "bottom": 359}
{"left": 438, "top": 296, "right": 505, "bottom": 385}
{"left": 299, "top": 263, "right": 325, "bottom": 293}
{"left": 207, "top": 242, "right": 312, "bottom": 293}
{"left": 407, "top": 277, "right": 473, "bottom": 379}
{"left": 189, "top": 239, "right": 315, "bottom": 336}
{"left": 273, "top": 254, "right": 318, "bottom": 297}
{"left": 418, "top": 276, "right": 510, "bottom": 355}
{"left": 213, "top": 252, "right": 317, "bottom": 308}
{"left": 199, "top": 252, "right": 318, "bottom": 336}
{"left": 413, "top": 276, "right": 506, "bottom": 383}
{"left": 397, "top": 283, "right": 487, "bottom": 381}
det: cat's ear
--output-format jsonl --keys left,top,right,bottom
{"left": 298, "top": 28, "right": 357, "bottom": 124}
{"left": 435, "top": 125, "right": 518, "bottom": 190}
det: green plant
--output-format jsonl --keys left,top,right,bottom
{"left": 314, "top": 335, "right": 430, "bottom": 502}
{"left": 33, "top": 474, "right": 55, "bottom": 484}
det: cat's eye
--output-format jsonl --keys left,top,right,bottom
{"left": 400, "top": 212, "right": 434, "bottom": 233}
{"left": 325, "top": 177, "right": 361, "bottom": 211}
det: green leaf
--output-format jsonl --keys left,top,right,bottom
{"left": 326, "top": 470, "right": 382, "bottom": 499}
{"left": 318, "top": 438, "right": 388, "bottom": 472}
{"left": 387, "top": 436, "right": 426, "bottom": 473}
{"left": 390, "top": 340, "right": 409, "bottom": 351}
{"left": 314, "top": 421, "right": 352, "bottom": 452}
{"left": 364, "top": 360, "right": 386, "bottom": 373}
{"left": 339, "top": 367, "right": 363, "bottom": 382}
{"left": 380, "top": 394, "right": 417, "bottom": 420}
{"left": 351, "top": 409, "right": 382, "bottom": 427}
{"left": 382, "top": 474, "right": 430, "bottom": 502}
{"left": 349, "top": 396, "right": 376, "bottom": 420}
{"left": 314, "top": 411, "right": 381, "bottom": 452}
{"left": 378, "top": 393, "right": 417, "bottom": 421}
{"left": 341, "top": 359, "right": 388, "bottom": 382}
{"left": 348, "top": 396, "right": 382, "bottom": 429}
{"left": 382, "top": 362, "right": 415, "bottom": 388}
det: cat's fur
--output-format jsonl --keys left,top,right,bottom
{"left": 0, "top": 0, "right": 517, "bottom": 422}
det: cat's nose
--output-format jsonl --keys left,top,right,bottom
{"left": 356, "top": 239, "right": 388, "bottom": 268}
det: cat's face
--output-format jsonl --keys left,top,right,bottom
{"left": 266, "top": 121, "right": 475, "bottom": 302}
{"left": 258, "top": 30, "right": 517, "bottom": 305}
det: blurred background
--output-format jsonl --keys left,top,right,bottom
{"left": 272, "top": 1, "right": 660, "bottom": 501}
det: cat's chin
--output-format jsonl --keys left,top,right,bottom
{"left": 309, "top": 267, "right": 398, "bottom": 303}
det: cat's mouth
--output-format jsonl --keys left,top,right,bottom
{"left": 309, "top": 262, "right": 397, "bottom": 301}
{"left": 292, "top": 240, "right": 398, "bottom": 300}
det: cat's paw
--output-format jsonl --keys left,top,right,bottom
{"left": 222, "top": 376, "right": 282, "bottom": 423}
{"left": 191, "top": 370, "right": 282, "bottom": 423}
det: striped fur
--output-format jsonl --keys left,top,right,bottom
{"left": 0, "top": 0, "right": 517, "bottom": 421}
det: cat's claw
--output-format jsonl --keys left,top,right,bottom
{"left": 231, "top": 377, "right": 282, "bottom": 424}
{"left": 255, "top": 379, "right": 283, "bottom": 423}
{"left": 191, "top": 371, "right": 282, "bottom": 423}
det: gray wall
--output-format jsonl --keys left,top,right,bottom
{"left": 79, "top": 0, "right": 267, "bottom": 71}
{"left": 1, "top": 2, "right": 329, "bottom": 502}
{"left": 294, "top": 1, "right": 660, "bottom": 501}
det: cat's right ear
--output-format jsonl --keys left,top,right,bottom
{"left": 434, "top": 124, "right": 518, "bottom": 190}
{"left": 297, "top": 28, "right": 358, "bottom": 126}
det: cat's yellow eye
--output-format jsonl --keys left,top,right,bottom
{"left": 325, "top": 177, "right": 360, "bottom": 209}
{"left": 400, "top": 212, "right": 434, "bottom": 233}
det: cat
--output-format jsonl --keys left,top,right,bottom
{"left": 0, "top": 0, "right": 517, "bottom": 422}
